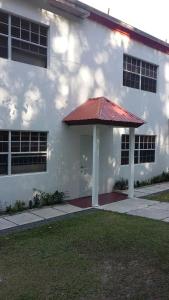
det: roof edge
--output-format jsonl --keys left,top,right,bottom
{"left": 64, "top": 118, "right": 144, "bottom": 128}
{"left": 76, "top": 1, "right": 169, "bottom": 55}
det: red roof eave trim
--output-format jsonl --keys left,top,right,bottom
{"left": 64, "top": 119, "right": 144, "bottom": 128}
{"left": 88, "top": 12, "right": 169, "bottom": 55}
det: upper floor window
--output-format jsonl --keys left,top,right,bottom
{"left": 0, "top": 10, "right": 48, "bottom": 68}
{"left": 123, "top": 54, "right": 158, "bottom": 93}
{"left": 0, "top": 11, "right": 8, "bottom": 59}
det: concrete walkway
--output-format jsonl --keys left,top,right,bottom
{"left": 125, "top": 181, "right": 169, "bottom": 198}
{"left": 100, "top": 182, "right": 169, "bottom": 222}
{"left": 0, "top": 204, "right": 84, "bottom": 232}
{"left": 99, "top": 198, "right": 169, "bottom": 222}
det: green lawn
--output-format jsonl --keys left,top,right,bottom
{"left": 145, "top": 191, "right": 169, "bottom": 202}
{"left": 0, "top": 211, "right": 169, "bottom": 300}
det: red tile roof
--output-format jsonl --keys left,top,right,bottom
{"left": 63, "top": 97, "right": 145, "bottom": 127}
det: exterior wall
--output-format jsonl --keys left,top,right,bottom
{"left": 0, "top": 0, "right": 169, "bottom": 208}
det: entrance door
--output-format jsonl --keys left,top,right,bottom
{"left": 80, "top": 135, "right": 93, "bottom": 197}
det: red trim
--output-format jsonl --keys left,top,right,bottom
{"left": 64, "top": 119, "right": 143, "bottom": 128}
{"left": 88, "top": 12, "right": 169, "bottom": 55}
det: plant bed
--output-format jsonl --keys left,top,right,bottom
{"left": 113, "top": 171, "right": 169, "bottom": 191}
{"left": 4, "top": 190, "right": 67, "bottom": 215}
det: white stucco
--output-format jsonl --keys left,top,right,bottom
{"left": 0, "top": 0, "right": 169, "bottom": 209}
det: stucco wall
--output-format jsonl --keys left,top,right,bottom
{"left": 0, "top": 0, "right": 169, "bottom": 208}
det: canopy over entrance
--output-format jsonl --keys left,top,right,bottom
{"left": 63, "top": 97, "right": 144, "bottom": 127}
{"left": 63, "top": 97, "right": 145, "bottom": 207}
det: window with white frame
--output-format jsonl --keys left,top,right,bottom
{"left": 0, "top": 131, "right": 9, "bottom": 175}
{"left": 121, "top": 134, "right": 156, "bottom": 165}
{"left": 0, "top": 10, "right": 48, "bottom": 68}
{"left": 123, "top": 54, "right": 158, "bottom": 93}
{"left": 0, "top": 11, "right": 8, "bottom": 59}
{"left": 0, "top": 131, "right": 47, "bottom": 175}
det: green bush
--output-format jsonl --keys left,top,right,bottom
{"left": 6, "top": 200, "right": 26, "bottom": 214}
{"left": 114, "top": 178, "right": 128, "bottom": 190}
{"left": 6, "top": 190, "right": 66, "bottom": 214}
{"left": 35, "top": 190, "right": 66, "bottom": 207}
{"left": 33, "top": 193, "right": 41, "bottom": 208}
{"left": 6, "top": 205, "right": 13, "bottom": 214}
{"left": 134, "top": 179, "right": 151, "bottom": 188}
{"left": 52, "top": 190, "right": 65, "bottom": 204}
{"left": 114, "top": 171, "right": 169, "bottom": 191}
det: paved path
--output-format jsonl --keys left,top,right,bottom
{"left": 99, "top": 198, "right": 169, "bottom": 222}
{"left": 124, "top": 182, "right": 169, "bottom": 198}
{"left": 100, "top": 182, "right": 169, "bottom": 222}
{"left": 0, "top": 204, "right": 84, "bottom": 232}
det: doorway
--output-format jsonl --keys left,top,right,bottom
{"left": 79, "top": 135, "right": 93, "bottom": 197}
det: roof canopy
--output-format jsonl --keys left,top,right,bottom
{"left": 63, "top": 97, "right": 145, "bottom": 128}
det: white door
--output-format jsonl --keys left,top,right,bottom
{"left": 80, "top": 135, "right": 93, "bottom": 197}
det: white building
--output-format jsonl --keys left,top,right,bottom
{"left": 0, "top": 0, "right": 169, "bottom": 209}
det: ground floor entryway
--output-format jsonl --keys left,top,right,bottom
{"left": 69, "top": 191, "right": 127, "bottom": 208}
{"left": 64, "top": 97, "right": 145, "bottom": 207}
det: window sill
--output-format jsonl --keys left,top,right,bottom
{"left": 121, "top": 161, "right": 156, "bottom": 167}
{"left": 0, "top": 171, "right": 48, "bottom": 178}
{"left": 0, "top": 57, "right": 48, "bottom": 70}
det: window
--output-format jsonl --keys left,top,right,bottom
{"left": 0, "top": 11, "right": 8, "bottom": 59}
{"left": 0, "top": 130, "right": 47, "bottom": 175}
{"left": 0, "top": 131, "right": 9, "bottom": 175}
{"left": 121, "top": 134, "right": 156, "bottom": 165}
{"left": 123, "top": 54, "right": 157, "bottom": 93}
{"left": 0, "top": 10, "right": 48, "bottom": 68}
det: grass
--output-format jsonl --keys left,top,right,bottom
{"left": 145, "top": 191, "right": 169, "bottom": 202}
{"left": 0, "top": 211, "right": 169, "bottom": 300}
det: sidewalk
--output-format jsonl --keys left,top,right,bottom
{"left": 0, "top": 204, "right": 86, "bottom": 233}
{"left": 128, "top": 181, "right": 169, "bottom": 198}
{"left": 100, "top": 182, "right": 169, "bottom": 222}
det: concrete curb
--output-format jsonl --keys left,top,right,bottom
{"left": 0, "top": 208, "right": 97, "bottom": 236}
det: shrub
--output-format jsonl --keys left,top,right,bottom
{"left": 33, "top": 193, "right": 41, "bottom": 208}
{"left": 14, "top": 200, "right": 26, "bottom": 212}
{"left": 5, "top": 190, "right": 66, "bottom": 215}
{"left": 114, "top": 171, "right": 169, "bottom": 191}
{"left": 52, "top": 190, "right": 65, "bottom": 204}
{"left": 33, "top": 189, "right": 66, "bottom": 207}
{"left": 6, "top": 200, "right": 26, "bottom": 214}
{"left": 40, "top": 192, "right": 53, "bottom": 206}
{"left": 150, "top": 171, "right": 169, "bottom": 184}
{"left": 134, "top": 179, "right": 150, "bottom": 188}
{"left": 114, "top": 178, "right": 128, "bottom": 190}
{"left": 6, "top": 205, "right": 13, "bottom": 214}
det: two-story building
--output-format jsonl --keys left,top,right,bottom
{"left": 0, "top": 0, "right": 169, "bottom": 209}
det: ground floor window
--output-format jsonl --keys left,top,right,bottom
{"left": 121, "top": 134, "right": 156, "bottom": 165}
{"left": 0, "top": 130, "right": 47, "bottom": 175}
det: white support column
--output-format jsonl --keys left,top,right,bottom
{"left": 92, "top": 125, "right": 100, "bottom": 207}
{"left": 128, "top": 127, "right": 135, "bottom": 198}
